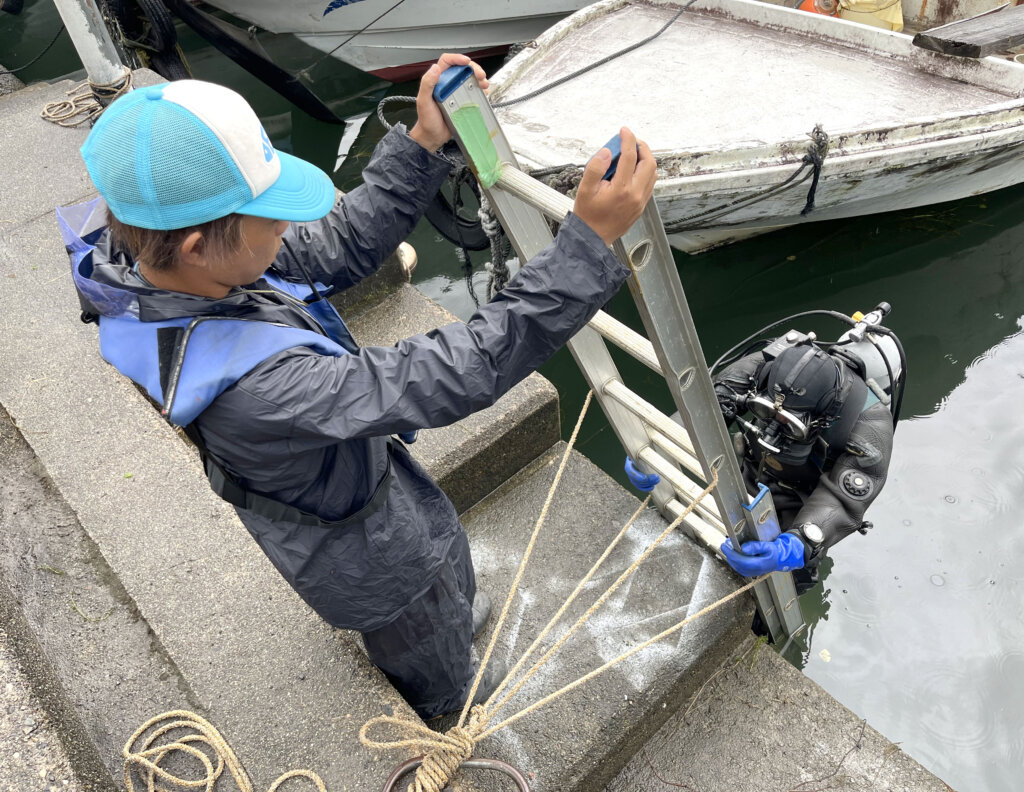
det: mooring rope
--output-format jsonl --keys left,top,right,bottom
{"left": 40, "top": 66, "right": 133, "bottom": 127}
{"left": 123, "top": 710, "right": 325, "bottom": 792}
{"left": 0, "top": 23, "right": 66, "bottom": 77}
{"left": 360, "top": 390, "right": 764, "bottom": 792}
{"left": 662, "top": 124, "right": 831, "bottom": 234}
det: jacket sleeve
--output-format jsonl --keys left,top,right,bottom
{"left": 272, "top": 124, "right": 452, "bottom": 291}
{"left": 787, "top": 401, "right": 895, "bottom": 558}
{"left": 226, "top": 213, "right": 628, "bottom": 444}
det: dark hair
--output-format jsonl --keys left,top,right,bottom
{"left": 105, "top": 208, "right": 245, "bottom": 272}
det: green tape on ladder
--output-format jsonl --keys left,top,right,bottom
{"left": 451, "top": 104, "right": 502, "bottom": 189}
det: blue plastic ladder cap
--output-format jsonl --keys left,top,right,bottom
{"left": 590, "top": 133, "right": 639, "bottom": 181}
{"left": 742, "top": 482, "right": 771, "bottom": 512}
{"left": 433, "top": 64, "right": 475, "bottom": 103}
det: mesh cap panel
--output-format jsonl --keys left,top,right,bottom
{"left": 81, "top": 81, "right": 335, "bottom": 230}
{"left": 147, "top": 103, "right": 251, "bottom": 229}
{"left": 83, "top": 94, "right": 252, "bottom": 230}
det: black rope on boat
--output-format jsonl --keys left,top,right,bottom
{"left": 801, "top": 124, "right": 830, "bottom": 216}
{"left": 662, "top": 125, "right": 831, "bottom": 234}
{"left": 492, "top": 0, "right": 697, "bottom": 109}
{"left": 299, "top": 0, "right": 412, "bottom": 78}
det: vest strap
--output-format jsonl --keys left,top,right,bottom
{"left": 184, "top": 424, "right": 392, "bottom": 528}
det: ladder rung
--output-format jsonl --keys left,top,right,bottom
{"left": 664, "top": 498, "right": 726, "bottom": 553}
{"left": 495, "top": 165, "right": 574, "bottom": 223}
{"left": 588, "top": 311, "right": 662, "bottom": 374}
{"left": 637, "top": 447, "right": 724, "bottom": 529}
{"left": 648, "top": 430, "right": 708, "bottom": 492}
{"left": 603, "top": 380, "right": 697, "bottom": 459}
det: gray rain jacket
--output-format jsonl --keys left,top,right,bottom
{"left": 68, "top": 126, "right": 629, "bottom": 632}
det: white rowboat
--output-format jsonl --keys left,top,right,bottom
{"left": 489, "top": 0, "right": 1024, "bottom": 252}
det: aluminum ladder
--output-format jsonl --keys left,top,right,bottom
{"left": 434, "top": 66, "right": 805, "bottom": 643}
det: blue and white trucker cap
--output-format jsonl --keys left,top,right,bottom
{"left": 81, "top": 81, "right": 335, "bottom": 230}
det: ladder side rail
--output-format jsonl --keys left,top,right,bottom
{"left": 614, "top": 207, "right": 753, "bottom": 541}
{"left": 498, "top": 159, "right": 757, "bottom": 549}
{"left": 615, "top": 204, "right": 803, "bottom": 638}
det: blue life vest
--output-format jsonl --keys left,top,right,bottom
{"left": 98, "top": 271, "right": 354, "bottom": 427}
{"left": 59, "top": 203, "right": 404, "bottom": 529}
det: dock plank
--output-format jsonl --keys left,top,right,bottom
{"left": 913, "top": 4, "right": 1024, "bottom": 58}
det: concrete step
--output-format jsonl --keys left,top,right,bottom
{"left": 0, "top": 399, "right": 747, "bottom": 792}
{"left": 449, "top": 444, "right": 751, "bottom": 792}
{"left": 604, "top": 634, "right": 951, "bottom": 792}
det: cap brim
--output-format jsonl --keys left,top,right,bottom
{"left": 237, "top": 150, "right": 336, "bottom": 223}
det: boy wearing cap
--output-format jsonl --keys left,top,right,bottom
{"left": 64, "top": 54, "right": 657, "bottom": 719}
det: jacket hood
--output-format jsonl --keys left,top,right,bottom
{"left": 57, "top": 197, "right": 291, "bottom": 323}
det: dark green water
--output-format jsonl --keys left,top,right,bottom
{"left": 4, "top": 6, "right": 1022, "bottom": 790}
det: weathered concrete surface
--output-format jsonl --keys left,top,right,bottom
{"left": 605, "top": 633, "right": 953, "bottom": 792}
{"left": 0, "top": 626, "right": 85, "bottom": 792}
{"left": 0, "top": 396, "right": 414, "bottom": 791}
{"left": 0, "top": 409, "right": 126, "bottom": 792}
{"left": 0, "top": 65, "right": 25, "bottom": 96}
{"left": 347, "top": 284, "right": 559, "bottom": 513}
{"left": 0, "top": 79, "right": 99, "bottom": 235}
{"left": 450, "top": 444, "right": 752, "bottom": 792}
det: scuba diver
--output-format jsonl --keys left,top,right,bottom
{"left": 627, "top": 304, "right": 905, "bottom": 594}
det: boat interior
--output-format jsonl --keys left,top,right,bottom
{"left": 491, "top": 0, "right": 1024, "bottom": 167}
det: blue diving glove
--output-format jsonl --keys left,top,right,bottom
{"left": 720, "top": 533, "right": 805, "bottom": 576}
{"left": 624, "top": 456, "right": 660, "bottom": 492}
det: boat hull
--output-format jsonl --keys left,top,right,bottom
{"left": 662, "top": 115, "right": 1024, "bottom": 252}
{"left": 490, "top": 0, "right": 1024, "bottom": 253}
{"left": 200, "top": 0, "right": 590, "bottom": 79}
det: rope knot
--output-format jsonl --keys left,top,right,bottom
{"left": 800, "top": 124, "right": 830, "bottom": 216}
{"left": 411, "top": 732, "right": 474, "bottom": 792}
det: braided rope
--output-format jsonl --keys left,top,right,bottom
{"left": 486, "top": 473, "right": 718, "bottom": 718}
{"left": 41, "top": 67, "right": 133, "bottom": 128}
{"left": 123, "top": 710, "right": 325, "bottom": 792}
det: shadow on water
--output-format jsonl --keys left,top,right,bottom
{"left": 4, "top": 6, "right": 1023, "bottom": 789}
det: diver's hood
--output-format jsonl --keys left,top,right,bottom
{"left": 755, "top": 343, "right": 867, "bottom": 453}
{"left": 758, "top": 345, "right": 844, "bottom": 418}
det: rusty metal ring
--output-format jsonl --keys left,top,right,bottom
{"left": 381, "top": 756, "right": 531, "bottom": 791}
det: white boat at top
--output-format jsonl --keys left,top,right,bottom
{"left": 199, "top": 0, "right": 592, "bottom": 80}
{"left": 488, "top": 0, "right": 1024, "bottom": 252}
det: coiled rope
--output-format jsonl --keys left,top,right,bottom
{"left": 40, "top": 66, "right": 133, "bottom": 127}
{"left": 123, "top": 710, "right": 325, "bottom": 792}
{"left": 361, "top": 390, "right": 767, "bottom": 792}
